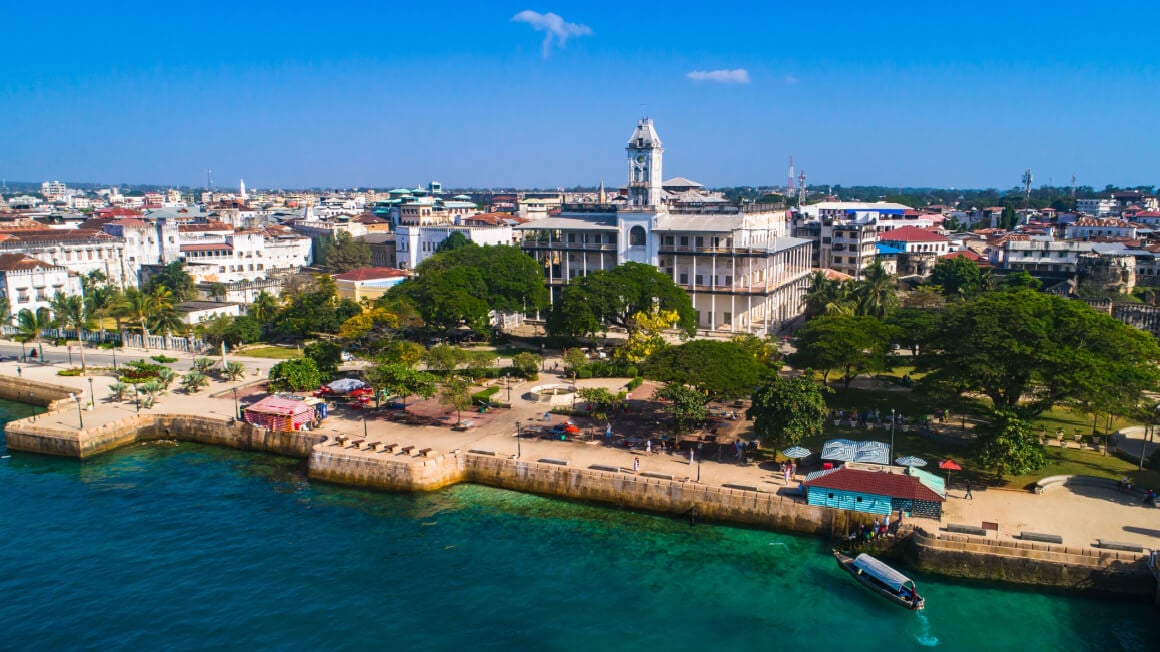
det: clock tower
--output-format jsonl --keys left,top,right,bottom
{"left": 626, "top": 117, "right": 663, "bottom": 208}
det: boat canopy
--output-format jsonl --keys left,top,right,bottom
{"left": 853, "top": 554, "right": 915, "bottom": 592}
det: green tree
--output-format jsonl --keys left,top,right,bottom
{"left": 563, "top": 348, "right": 588, "bottom": 378}
{"left": 424, "top": 344, "right": 467, "bottom": 375}
{"left": 192, "top": 357, "right": 215, "bottom": 374}
{"left": 801, "top": 271, "right": 854, "bottom": 319}
{"left": 222, "top": 361, "right": 247, "bottom": 382}
{"left": 652, "top": 383, "right": 708, "bottom": 434}
{"left": 919, "top": 290, "right": 1160, "bottom": 416}
{"left": 548, "top": 262, "right": 696, "bottom": 338}
{"left": 885, "top": 307, "right": 940, "bottom": 356}
{"left": 380, "top": 340, "right": 424, "bottom": 368}
{"left": 248, "top": 291, "right": 281, "bottom": 325}
{"left": 853, "top": 261, "right": 898, "bottom": 318}
{"left": 147, "top": 286, "right": 183, "bottom": 337}
{"left": 394, "top": 244, "right": 548, "bottom": 333}
{"left": 645, "top": 340, "right": 768, "bottom": 401}
{"left": 303, "top": 341, "right": 343, "bottom": 378}
{"left": 438, "top": 375, "right": 473, "bottom": 424}
{"left": 973, "top": 411, "right": 1046, "bottom": 478}
{"left": 730, "top": 334, "right": 782, "bottom": 370}
{"left": 365, "top": 361, "right": 437, "bottom": 409}
{"left": 0, "top": 294, "right": 10, "bottom": 327}
{"left": 748, "top": 375, "right": 831, "bottom": 449}
{"left": 268, "top": 357, "right": 322, "bottom": 392}
{"left": 51, "top": 292, "right": 89, "bottom": 374}
{"left": 320, "top": 231, "right": 372, "bottom": 273}
{"left": 511, "top": 351, "right": 542, "bottom": 378}
{"left": 464, "top": 350, "right": 498, "bottom": 381}
{"left": 787, "top": 315, "right": 891, "bottom": 389}
{"left": 145, "top": 261, "right": 197, "bottom": 302}
{"left": 15, "top": 308, "right": 50, "bottom": 360}
{"left": 998, "top": 271, "right": 1042, "bottom": 291}
{"left": 200, "top": 315, "right": 260, "bottom": 349}
{"left": 435, "top": 231, "right": 471, "bottom": 254}
{"left": 930, "top": 257, "right": 991, "bottom": 300}
{"left": 577, "top": 387, "right": 622, "bottom": 422}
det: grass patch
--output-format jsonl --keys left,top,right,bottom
{"left": 239, "top": 345, "right": 300, "bottom": 360}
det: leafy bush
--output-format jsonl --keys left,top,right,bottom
{"left": 268, "top": 358, "right": 321, "bottom": 392}
{"left": 471, "top": 386, "right": 500, "bottom": 404}
{"left": 578, "top": 361, "right": 632, "bottom": 378}
{"left": 624, "top": 366, "right": 639, "bottom": 378}
{"left": 626, "top": 376, "right": 643, "bottom": 390}
{"left": 57, "top": 368, "right": 83, "bottom": 377}
{"left": 150, "top": 355, "right": 178, "bottom": 364}
{"left": 180, "top": 371, "right": 209, "bottom": 394}
{"left": 98, "top": 342, "right": 120, "bottom": 350}
{"left": 577, "top": 368, "right": 593, "bottom": 379}
{"left": 192, "top": 357, "right": 215, "bottom": 374}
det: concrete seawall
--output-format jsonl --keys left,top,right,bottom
{"left": 6, "top": 412, "right": 324, "bottom": 459}
{"left": 0, "top": 374, "right": 81, "bottom": 412}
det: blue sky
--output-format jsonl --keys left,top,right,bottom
{"left": 3, "top": 1, "right": 1158, "bottom": 190}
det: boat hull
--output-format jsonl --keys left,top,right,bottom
{"left": 833, "top": 551, "right": 924, "bottom": 611}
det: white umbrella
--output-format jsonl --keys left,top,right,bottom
{"left": 895, "top": 455, "right": 927, "bottom": 467}
{"left": 781, "top": 446, "right": 811, "bottom": 459}
{"left": 327, "top": 378, "right": 366, "bottom": 394}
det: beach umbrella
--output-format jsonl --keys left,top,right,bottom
{"left": 938, "top": 459, "right": 962, "bottom": 486}
{"left": 895, "top": 455, "right": 927, "bottom": 468}
{"left": 327, "top": 378, "right": 366, "bottom": 394}
{"left": 781, "top": 446, "right": 811, "bottom": 460}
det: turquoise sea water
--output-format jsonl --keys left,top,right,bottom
{"left": 1, "top": 398, "right": 1157, "bottom": 651}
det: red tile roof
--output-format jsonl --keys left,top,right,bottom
{"left": 331, "top": 267, "right": 409, "bottom": 282}
{"left": 879, "top": 226, "right": 949, "bottom": 243}
{"left": 803, "top": 467, "right": 945, "bottom": 502}
{"left": 178, "top": 221, "right": 231, "bottom": 232}
{"left": 108, "top": 218, "right": 150, "bottom": 227}
{"left": 0, "top": 253, "right": 57, "bottom": 272}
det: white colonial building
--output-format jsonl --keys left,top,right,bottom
{"left": 0, "top": 253, "right": 81, "bottom": 320}
{"left": 516, "top": 118, "right": 813, "bottom": 335}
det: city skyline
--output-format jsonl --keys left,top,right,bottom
{"left": 4, "top": 1, "right": 1159, "bottom": 190}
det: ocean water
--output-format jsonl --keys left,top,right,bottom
{"left": 1, "top": 398, "right": 1157, "bottom": 652}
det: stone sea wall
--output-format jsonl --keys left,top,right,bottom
{"left": 6, "top": 412, "right": 324, "bottom": 459}
{"left": 907, "top": 528, "right": 1154, "bottom": 598}
{"left": 0, "top": 374, "right": 79, "bottom": 412}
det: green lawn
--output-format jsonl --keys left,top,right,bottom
{"left": 745, "top": 386, "right": 1157, "bottom": 490}
{"left": 238, "top": 345, "right": 301, "bottom": 360}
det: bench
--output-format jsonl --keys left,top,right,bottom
{"left": 400, "top": 445, "right": 416, "bottom": 455}
{"left": 1034, "top": 475, "right": 1118, "bottom": 495}
{"left": 468, "top": 449, "right": 496, "bottom": 456}
{"left": 589, "top": 464, "right": 622, "bottom": 473}
{"left": 945, "top": 523, "right": 988, "bottom": 537}
{"left": 350, "top": 439, "right": 364, "bottom": 449}
{"left": 538, "top": 458, "right": 569, "bottom": 466}
{"left": 640, "top": 472, "right": 673, "bottom": 480}
{"left": 380, "top": 443, "right": 399, "bottom": 454}
{"left": 1095, "top": 540, "right": 1144, "bottom": 553}
{"left": 723, "top": 483, "right": 759, "bottom": 492}
{"left": 365, "top": 441, "right": 379, "bottom": 451}
{"left": 334, "top": 435, "right": 348, "bottom": 446}
{"left": 419, "top": 448, "right": 434, "bottom": 457}
{"left": 1020, "top": 531, "right": 1063, "bottom": 544}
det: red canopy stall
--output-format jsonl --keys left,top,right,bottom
{"left": 244, "top": 396, "right": 316, "bottom": 432}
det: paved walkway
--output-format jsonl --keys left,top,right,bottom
{"left": 3, "top": 344, "right": 1157, "bottom": 550}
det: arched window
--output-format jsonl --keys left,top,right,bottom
{"left": 629, "top": 226, "right": 646, "bottom": 246}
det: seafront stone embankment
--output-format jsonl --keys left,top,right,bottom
{"left": 0, "top": 374, "right": 79, "bottom": 412}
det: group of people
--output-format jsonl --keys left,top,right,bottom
{"left": 830, "top": 408, "right": 905, "bottom": 428}
{"left": 848, "top": 510, "right": 904, "bottom": 542}
{"left": 1117, "top": 478, "right": 1155, "bottom": 506}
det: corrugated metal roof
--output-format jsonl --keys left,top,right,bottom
{"left": 803, "top": 467, "right": 945, "bottom": 503}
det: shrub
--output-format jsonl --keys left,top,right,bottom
{"left": 98, "top": 342, "right": 120, "bottom": 350}
{"left": 57, "top": 368, "right": 83, "bottom": 377}
{"left": 624, "top": 366, "right": 639, "bottom": 378}
{"left": 471, "top": 386, "right": 501, "bottom": 404}
{"left": 626, "top": 376, "right": 643, "bottom": 390}
{"left": 577, "top": 368, "right": 593, "bottom": 379}
{"left": 150, "top": 355, "right": 178, "bottom": 364}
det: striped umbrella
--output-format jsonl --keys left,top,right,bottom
{"left": 895, "top": 455, "right": 927, "bottom": 467}
{"left": 781, "top": 446, "right": 811, "bottom": 459}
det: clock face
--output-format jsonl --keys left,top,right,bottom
{"left": 635, "top": 154, "right": 645, "bottom": 163}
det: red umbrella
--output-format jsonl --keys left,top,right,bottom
{"left": 938, "top": 459, "right": 962, "bottom": 471}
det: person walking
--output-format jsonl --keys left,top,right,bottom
{"left": 965, "top": 480, "right": 974, "bottom": 500}
{"left": 689, "top": 448, "right": 695, "bottom": 465}
{"left": 633, "top": 457, "right": 640, "bottom": 474}
{"left": 646, "top": 439, "right": 652, "bottom": 455}
{"left": 783, "top": 466, "right": 791, "bottom": 485}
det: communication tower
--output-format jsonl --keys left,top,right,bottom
{"left": 787, "top": 156, "right": 795, "bottom": 196}
{"left": 797, "top": 171, "right": 807, "bottom": 206}
{"left": 1022, "top": 168, "right": 1033, "bottom": 208}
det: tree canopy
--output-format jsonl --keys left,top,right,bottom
{"left": 145, "top": 261, "right": 197, "bottom": 302}
{"left": 929, "top": 256, "right": 992, "bottom": 300}
{"left": 652, "top": 383, "right": 708, "bottom": 434}
{"left": 318, "top": 231, "right": 371, "bottom": 273}
{"left": 392, "top": 244, "right": 548, "bottom": 333}
{"left": 549, "top": 262, "right": 696, "bottom": 338}
{"left": 917, "top": 289, "right": 1160, "bottom": 416}
{"left": 973, "top": 410, "right": 1046, "bottom": 478}
{"left": 644, "top": 340, "right": 767, "bottom": 401}
{"left": 268, "top": 357, "right": 322, "bottom": 392}
{"left": 787, "top": 315, "right": 891, "bottom": 388}
{"left": 748, "top": 375, "right": 831, "bottom": 449}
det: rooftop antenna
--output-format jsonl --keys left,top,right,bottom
{"left": 797, "top": 170, "right": 807, "bottom": 206}
{"left": 1070, "top": 172, "right": 1077, "bottom": 206}
{"left": 787, "top": 156, "right": 796, "bottom": 196}
{"left": 1022, "top": 168, "right": 1033, "bottom": 208}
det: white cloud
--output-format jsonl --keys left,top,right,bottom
{"left": 783, "top": 74, "right": 800, "bottom": 85}
{"left": 512, "top": 10, "right": 592, "bottom": 58}
{"left": 686, "top": 69, "right": 750, "bottom": 84}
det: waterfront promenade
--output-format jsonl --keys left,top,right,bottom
{"left": 3, "top": 343, "right": 1157, "bottom": 553}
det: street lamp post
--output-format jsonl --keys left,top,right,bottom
{"left": 515, "top": 419, "right": 522, "bottom": 459}
{"left": 363, "top": 414, "right": 368, "bottom": 440}
{"left": 111, "top": 347, "right": 117, "bottom": 371}
{"left": 88, "top": 377, "right": 95, "bottom": 409}
{"left": 20, "top": 341, "right": 26, "bottom": 362}
{"left": 69, "top": 393, "right": 83, "bottom": 429}
{"left": 890, "top": 408, "right": 896, "bottom": 464}
{"left": 232, "top": 385, "right": 240, "bottom": 421}
{"left": 505, "top": 376, "right": 511, "bottom": 404}
{"left": 68, "top": 346, "right": 73, "bottom": 366}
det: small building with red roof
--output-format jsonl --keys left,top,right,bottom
{"left": 877, "top": 225, "right": 951, "bottom": 255}
{"left": 803, "top": 466, "right": 945, "bottom": 519}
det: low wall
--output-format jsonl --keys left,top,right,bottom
{"left": 0, "top": 375, "right": 79, "bottom": 412}
{"left": 906, "top": 528, "right": 1155, "bottom": 598}
{"left": 308, "top": 449, "right": 853, "bottom": 538}
{"left": 5, "top": 412, "right": 324, "bottom": 460}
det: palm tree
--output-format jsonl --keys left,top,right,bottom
{"left": 180, "top": 371, "right": 209, "bottom": 394}
{"left": 108, "top": 382, "right": 131, "bottom": 402}
{"left": 120, "top": 288, "right": 156, "bottom": 350}
{"left": 16, "top": 308, "right": 50, "bottom": 361}
{"left": 192, "top": 357, "right": 215, "bottom": 374}
{"left": 854, "top": 261, "right": 899, "bottom": 319}
{"left": 0, "top": 294, "right": 11, "bottom": 328}
{"left": 51, "top": 292, "right": 90, "bottom": 374}
{"left": 249, "top": 291, "right": 280, "bottom": 333}
{"left": 148, "top": 287, "right": 182, "bottom": 339}
{"left": 222, "top": 361, "right": 246, "bottom": 381}
{"left": 802, "top": 271, "right": 855, "bottom": 318}
{"left": 85, "top": 284, "right": 120, "bottom": 348}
